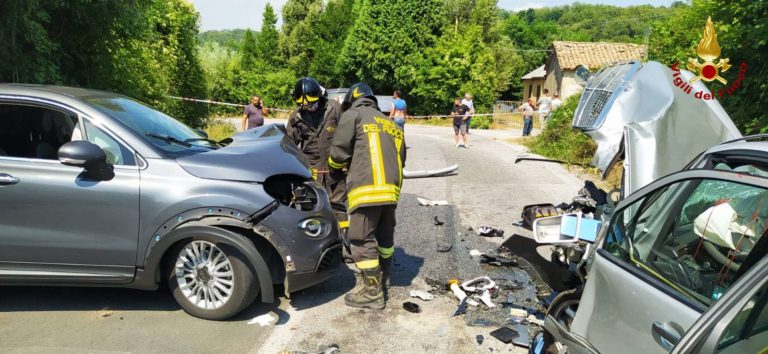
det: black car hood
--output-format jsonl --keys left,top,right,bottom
{"left": 176, "top": 124, "right": 312, "bottom": 182}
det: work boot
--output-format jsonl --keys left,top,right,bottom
{"left": 344, "top": 266, "right": 385, "bottom": 310}
{"left": 380, "top": 256, "right": 393, "bottom": 289}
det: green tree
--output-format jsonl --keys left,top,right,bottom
{"left": 280, "top": 0, "right": 323, "bottom": 74}
{"left": 339, "top": 0, "right": 443, "bottom": 91}
{"left": 255, "top": 3, "right": 280, "bottom": 66}
{"left": 239, "top": 29, "right": 258, "bottom": 69}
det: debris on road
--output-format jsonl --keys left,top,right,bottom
{"left": 433, "top": 216, "right": 445, "bottom": 226}
{"left": 417, "top": 197, "right": 449, "bottom": 206}
{"left": 479, "top": 254, "right": 517, "bottom": 267}
{"left": 404, "top": 164, "right": 458, "bottom": 179}
{"left": 402, "top": 302, "right": 422, "bottom": 313}
{"left": 279, "top": 344, "right": 340, "bottom": 354}
{"left": 247, "top": 312, "right": 279, "bottom": 326}
{"left": 489, "top": 327, "right": 519, "bottom": 344}
{"left": 509, "top": 308, "right": 528, "bottom": 317}
{"left": 476, "top": 334, "right": 485, "bottom": 345}
{"left": 409, "top": 290, "right": 435, "bottom": 301}
{"left": 469, "top": 249, "right": 483, "bottom": 257}
{"left": 468, "top": 318, "right": 499, "bottom": 327}
{"left": 478, "top": 226, "right": 504, "bottom": 237}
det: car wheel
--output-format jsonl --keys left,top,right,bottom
{"left": 167, "top": 239, "right": 259, "bottom": 320}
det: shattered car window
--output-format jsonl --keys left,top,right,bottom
{"left": 606, "top": 178, "right": 768, "bottom": 307}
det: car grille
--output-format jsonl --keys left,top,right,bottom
{"left": 316, "top": 242, "right": 342, "bottom": 272}
{"left": 573, "top": 61, "right": 641, "bottom": 131}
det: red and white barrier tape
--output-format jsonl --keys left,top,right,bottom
{"left": 168, "top": 96, "right": 530, "bottom": 118}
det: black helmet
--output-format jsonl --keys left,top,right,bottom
{"left": 342, "top": 82, "right": 377, "bottom": 111}
{"left": 292, "top": 77, "right": 323, "bottom": 109}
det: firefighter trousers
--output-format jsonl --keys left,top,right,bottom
{"left": 348, "top": 205, "right": 397, "bottom": 269}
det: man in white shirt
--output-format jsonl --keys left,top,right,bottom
{"left": 461, "top": 93, "right": 474, "bottom": 134}
{"left": 550, "top": 93, "right": 563, "bottom": 113}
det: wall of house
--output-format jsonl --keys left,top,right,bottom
{"left": 523, "top": 78, "right": 546, "bottom": 101}
{"left": 560, "top": 70, "right": 584, "bottom": 101}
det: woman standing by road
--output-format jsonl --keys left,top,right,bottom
{"left": 390, "top": 90, "right": 407, "bottom": 129}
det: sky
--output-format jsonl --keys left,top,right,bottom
{"left": 190, "top": 0, "right": 678, "bottom": 32}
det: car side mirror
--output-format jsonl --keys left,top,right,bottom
{"left": 58, "top": 141, "right": 114, "bottom": 180}
{"left": 195, "top": 129, "right": 208, "bottom": 138}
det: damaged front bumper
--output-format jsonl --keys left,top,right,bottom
{"left": 254, "top": 182, "right": 342, "bottom": 295}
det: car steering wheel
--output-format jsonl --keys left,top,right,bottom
{"left": 703, "top": 241, "right": 748, "bottom": 272}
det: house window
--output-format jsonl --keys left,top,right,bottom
{"left": 536, "top": 85, "right": 541, "bottom": 99}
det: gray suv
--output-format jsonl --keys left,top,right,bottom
{"left": 0, "top": 85, "right": 341, "bottom": 320}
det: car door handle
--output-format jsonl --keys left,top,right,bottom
{"left": 652, "top": 321, "right": 681, "bottom": 350}
{"left": 0, "top": 173, "right": 20, "bottom": 185}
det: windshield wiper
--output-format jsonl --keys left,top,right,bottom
{"left": 145, "top": 132, "right": 192, "bottom": 147}
{"left": 184, "top": 137, "right": 223, "bottom": 146}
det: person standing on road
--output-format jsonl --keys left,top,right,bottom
{"left": 538, "top": 88, "right": 552, "bottom": 122}
{"left": 450, "top": 98, "right": 470, "bottom": 148}
{"left": 390, "top": 90, "right": 407, "bottom": 129}
{"left": 286, "top": 77, "right": 346, "bottom": 204}
{"left": 461, "top": 93, "right": 475, "bottom": 134}
{"left": 242, "top": 95, "right": 269, "bottom": 131}
{"left": 329, "top": 82, "right": 406, "bottom": 310}
{"left": 521, "top": 97, "right": 536, "bottom": 136}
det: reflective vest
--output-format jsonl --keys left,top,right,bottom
{"left": 328, "top": 98, "right": 406, "bottom": 212}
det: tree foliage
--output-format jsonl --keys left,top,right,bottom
{"left": 0, "top": 0, "right": 208, "bottom": 126}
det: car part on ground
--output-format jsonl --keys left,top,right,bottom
{"left": 573, "top": 61, "right": 742, "bottom": 196}
{"left": 403, "top": 164, "right": 458, "bottom": 178}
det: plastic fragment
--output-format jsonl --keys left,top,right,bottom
{"left": 417, "top": 197, "right": 449, "bottom": 206}
{"left": 247, "top": 312, "right": 279, "bottom": 326}
{"left": 476, "top": 335, "right": 485, "bottom": 345}
{"left": 410, "top": 290, "right": 435, "bottom": 301}
{"left": 469, "top": 249, "right": 483, "bottom": 257}
{"left": 490, "top": 327, "right": 520, "bottom": 344}
{"left": 403, "top": 302, "right": 421, "bottom": 313}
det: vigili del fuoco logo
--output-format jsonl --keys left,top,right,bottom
{"left": 670, "top": 17, "right": 747, "bottom": 100}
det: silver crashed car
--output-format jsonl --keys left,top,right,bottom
{"left": 534, "top": 136, "right": 768, "bottom": 354}
{"left": 0, "top": 85, "right": 342, "bottom": 320}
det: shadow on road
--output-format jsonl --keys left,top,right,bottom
{"left": 286, "top": 247, "right": 424, "bottom": 311}
{"left": 0, "top": 286, "right": 287, "bottom": 322}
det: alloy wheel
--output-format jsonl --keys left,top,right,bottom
{"left": 174, "top": 240, "right": 235, "bottom": 310}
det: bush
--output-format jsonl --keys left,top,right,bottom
{"left": 470, "top": 115, "right": 493, "bottom": 129}
{"left": 524, "top": 94, "right": 596, "bottom": 165}
{"left": 204, "top": 120, "right": 237, "bottom": 141}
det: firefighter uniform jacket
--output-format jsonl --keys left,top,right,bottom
{"left": 328, "top": 98, "right": 406, "bottom": 212}
{"left": 286, "top": 98, "right": 346, "bottom": 203}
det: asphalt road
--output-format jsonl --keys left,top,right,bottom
{"left": 0, "top": 123, "right": 583, "bottom": 353}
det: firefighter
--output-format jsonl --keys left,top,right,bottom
{"left": 328, "top": 83, "right": 406, "bottom": 310}
{"left": 286, "top": 77, "right": 346, "bottom": 204}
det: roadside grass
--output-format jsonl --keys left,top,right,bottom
{"left": 508, "top": 95, "right": 621, "bottom": 191}
{"left": 204, "top": 119, "right": 237, "bottom": 141}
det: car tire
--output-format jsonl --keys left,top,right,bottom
{"left": 167, "top": 237, "right": 259, "bottom": 320}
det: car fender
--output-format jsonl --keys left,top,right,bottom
{"left": 133, "top": 224, "right": 275, "bottom": 303}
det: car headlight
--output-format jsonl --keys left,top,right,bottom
{"left": 298, "top": 217, "right": 330, "bottom": 238}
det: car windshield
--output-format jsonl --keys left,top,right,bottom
{"left": 85, "top": 96, "right": 216, "bottom": 157}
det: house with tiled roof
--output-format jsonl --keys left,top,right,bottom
{"left": 522, "top": 41, "right": 647, "bottom": 102}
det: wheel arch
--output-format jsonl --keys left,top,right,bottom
{"left": 133, "top": 224, "right": 276, "bottom": 303}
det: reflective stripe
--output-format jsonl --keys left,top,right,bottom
{"left": 348, "top": 185, "right": 400, "bottom": 198}
{"left": 339, "top": 220, "right": 349, "bottom": 229}
{"left": 368, "top": 132, "right": 385, "bottom": 185}
{"left": 311, "top": 168, "right": 318, "bottom": 180}
{"left": 327, "top": 156, "right": 347, "bottom": 170}
{"left": 356, "top": 259, "right": 379, "bottom": 269}
{"left": 377, "top": 246, "right": 395, "bottom": 259}
{"left": 394, "top": 138, "right": 403, "bottom": 185}
{"left": 348, "top": 184, "right": 400, "bottom": 210}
